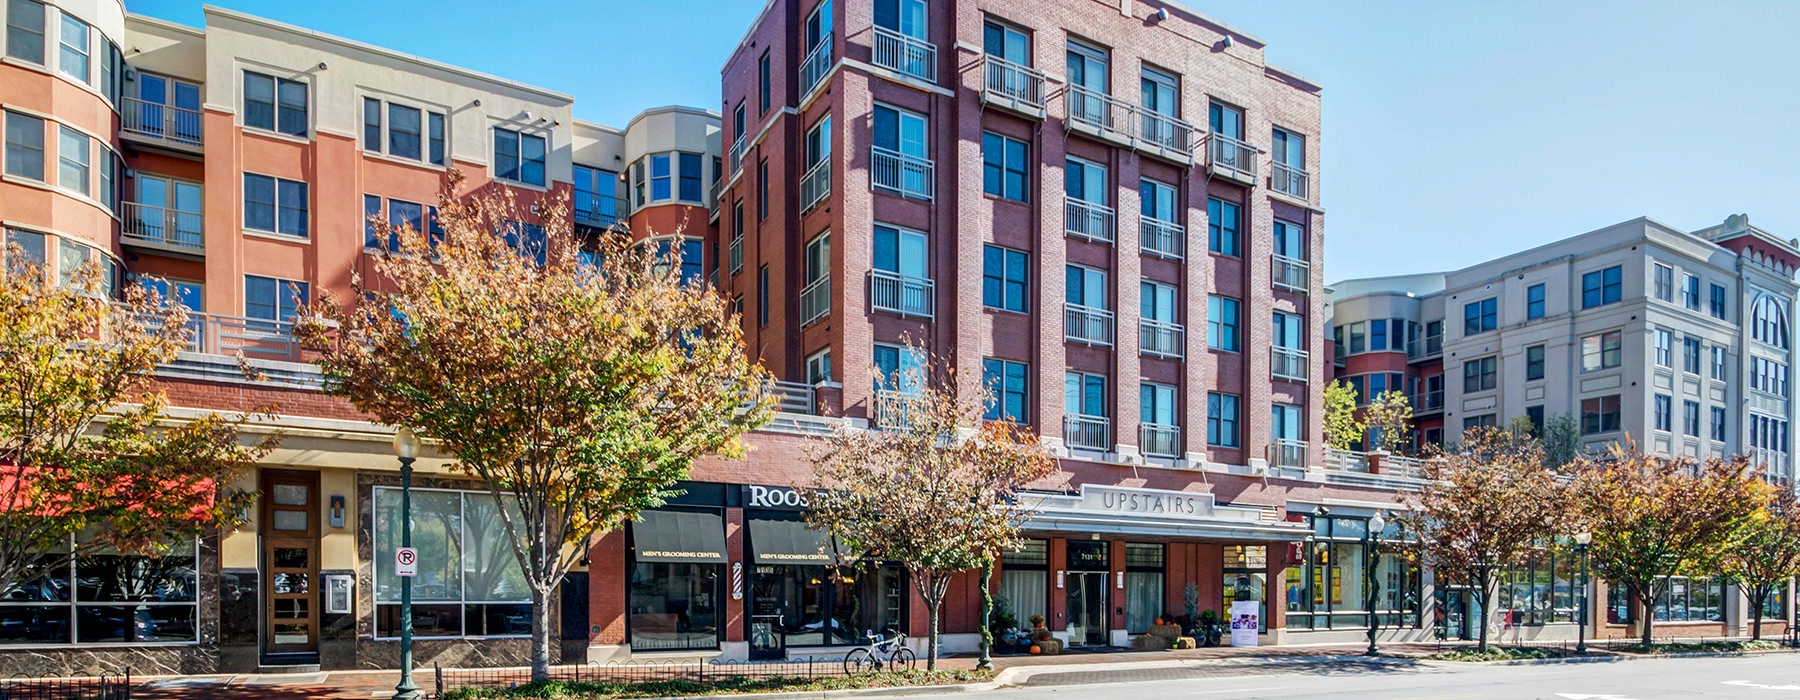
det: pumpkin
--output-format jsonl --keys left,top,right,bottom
{"left": 1155, "top": 617, "right": 1165, "bottom": 626}
{"left": 1029, "top": 644, "right": 1042, "bottom": 655}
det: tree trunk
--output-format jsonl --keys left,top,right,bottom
{"left": 927, "top": 603, "right": 941, "bottom": 671}
{"left": 1475, "top": 570, "right": 1492, "bottom": 654}
{"left": 1751, "top": 587, "right": 1768, "bottom": 641}
{"left": 977, "top": 559, "right": 994, "bottom": 671}
{"left": 1635, "top": 582, "right": 1653, "bottom": 646}
{"left": 530, "top": 586, "right": 552, "bottom": 683}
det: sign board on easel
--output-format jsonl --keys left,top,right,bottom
{"left": 395, "top": 547, "right": 418, "bottom": 577}
{"left": 1230, "top": 601, "right": 1260, "bottom": 646}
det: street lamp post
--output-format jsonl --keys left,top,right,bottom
{"left": 1365, "top": 512, "right": 1387, "bottom": 657}
{"left": 1574, "top": 531, "right": 1592, "bottom": 655}
{"left": 392, "top": 427, "right": 422, "bottom": 700}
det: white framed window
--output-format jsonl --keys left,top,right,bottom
{"left": 5, "top": 0, "right": 46, "bottom": 64}
{"left": 242, "top": 70, "right": 308, "bottom": 137}
{"left": 56, "top": 125, "right": 88, "bottom": 196}
{"left": 243, "top": 173, "right": 308, "bottom": 238}
{"left": 4, "top": 110, "right": 45, "bottom": 181}
{"left": 56, "top": 10, "right": 89, "bottom": 84}
{"left": 363, "top": 97, "right": 446, "bottom": 165}
{"left": 806, "top": 348, "right": 832, "bottom": 385}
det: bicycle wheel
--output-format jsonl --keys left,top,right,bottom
{"left": 891, "top": 647, "right": 917, "bottom": 671}
{"left": 844, "top": 647, "right": 876, "bottom": 675}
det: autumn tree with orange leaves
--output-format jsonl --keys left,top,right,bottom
{"left": 1717, "top": 489, "right": 1800, "bottom": 640}
{"left": 0, "top": 248, "right": 271, "bottom": 604}
{"left": 805, "top": 347, "right": 1058, "bottom": 670}
{"left": 297, "top": 174, "right": 774, "bottom": 680}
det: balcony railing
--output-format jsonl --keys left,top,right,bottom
{"left": 1064, "top": 304, "right": 1114, "bottom": 346}
{"left": 1410, "top": 333, "right": 1444, "bottom": 360}
{"left": 1064, "top": 198, "right": 1115, "bottom": 244}
{"left": 1139, "top": 216, "right": 1184, "bottom": 259}
{"left": 1273, "top": 439, "right": 1309, "bottom": 469}
{"left": 1064, "top": 414, "right": 1110, "bottom": 451}
{"left": 1140, "top": 423, "right": 1180, "bottom": 458}
{"left": 800, "top": 276, "right": 831, "bottom": 326}
{"left": 1272, "top": 254, "right": 1309, "bottom": 293}
{"left": 170, "top": 312, "right": 303, "bottom": 363}
{"left": 1272, "top": 346, "right": 1309, "bottom": 382}
{"left": 1413, "top": 389, "right": 1444, "bottom": 414}
{"left": 120, "top": 97, "right": 202, "bottom": 147}
{"left": 871, "top": 26, "right": 936, "bottom": 83}
{"left": 771, "top": 380, "right": 817, "bottom": 415}
{"left": 868, "top": 269, "right": 933, "bottom": 319}
{"left": 1271, "top": 161, "right": 1310, "bottom": 200}
{"left": 1139, "top": 318, "right": 1184, "bottom": 359}
{"left": 573, "top": 196, "right": 628, "bottom": 230}
{"left": 1066, "top": 86, "right": 1131, "bottom": 140}
{"left": 1139, "top": 109, "right": 1197, "bottom": 154}
{"left": 980, "top": 55, "right": 1046, "bottom": 112}
{"left": 728, "top": 236, "right": 743, "bottom": 274}
{"left": 800, "top": 159, "right": 831, "bottom": 213}
{"left": 870, "top": 146, "right": 933, "bottom": 201}
{"left": 1209, "top": 134, "right": 1257, "bottom": 182}
{"left": 799, "top": 37, "right": 834, "bottom": 96}
{"left": 873, "top": 389, "right": 925, "bottom": 428}
{"left": 120, "top": 202, "right": 204, "bottom": 252}
{"left": 729, "top": 137, "right": 747, "bottom": 177}
{"left": 1323, "top": 447, "right": 1369, "bottom": 473}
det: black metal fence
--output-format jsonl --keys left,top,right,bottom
{"left": 434, "top": 658, "right": 851, "bottom": 696}
{"left": 0, "top": 671, "right": 132, "bottom": 700}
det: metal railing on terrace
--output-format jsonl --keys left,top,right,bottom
{"left": 870, "top": 146, "right": 933, "bottom": 200}
{"left": 1138, "top": 109, "right": 1197, "bottom": 155}
{"left": 1272, "top": 254, "right": 1309, "bottom": 293}
{"left": 1272, "top": 346, "right": 1309, "bottom": 382}
{"left": 121, "top": 202, "right": 204, "bottom": 252}
{"left": 728, "top": 236, "right": 743, "bottom": 274}
{"left": 572, "top": 196, "right": 628, "bottom": 230}
{"left": 873, "top": 389, "right": 925, "bottom": 428}
{"left": 800, "top": 159, "right": 831, "bottom": 213}
{"left": 800, "top": 276, "right": 831, "bottom": 326}
{"left": 870, "top": 26, "right": 936, "bottom": 83}
{"left": 1139, "top": 318, "right": 1184, "bottom": 358}
{"left": 1064, "top": 414, "right": 1109, "bottom": 451}
{"left": 1139, "top": 216, "right": 1183, "bottom": 259}
{"left": 1209, "top": 134, "right": 1257, "bottom": 182}
{"left": 120, "top": 96, "right": 202, "bottom": 147}
{"left": 1273, "top": 439, "right": 1309, "bottom": 469}
{"left": 729, "top": 137, "right": 747, "bottom": 177}
{"left": 1064, "top": 304, "right": 1114, "bottom": 346}
{"left": 1271, "top": 161, "right": 1310, "bottom": 200}
{"left": 1064, "top": 198, "right": 1115, "bottom": 244}
{"left": 980, "top": 55, "right": 1046, "bottom": 112}
{"left": 868, "top": 269, "right": 933, "bottom": 319}
{"left": 1140, "top": 423, "right": 1180, "bottom": 458}
{"left": 799, "top": 38, "right": 834, "bottom": 96}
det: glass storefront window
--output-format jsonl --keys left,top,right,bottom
{"left": 1498, "top": 546, "right": 1579, "bottom": 625}
{"left": 1124, "top": 543, "right": 1164, "bottom": 634}
{"left": 1285, "top": 515, "right": 1420, "bottom": 630}
{"left": 1654, "top": 576, "right": 1723, "bottom": 622}
{"left": 749, "top": 563, "right": 903, "bottom": 647}
{"left": 0, "top": 537, "right": 198, "bottom": 645}
{"left": 1222, "top": 545, "right": 1265, "bottom": 633}
{"left": 999, "top": 540, "right": 1047, "bottom": 636}
{"left": 629, "top": 562, "right": 721, "bottom": 650}
{"left": 373, "top": 487, "right": 533, "bottom": 639}
{"left": 1760, "top": 583, "right": 1790, "bottom": 620}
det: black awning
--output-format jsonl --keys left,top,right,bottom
{"left": 631, "top": 510, "right": 727, "bottom": 564}
{"left": 748, "top": 517, "right": 837, "bottom": 565}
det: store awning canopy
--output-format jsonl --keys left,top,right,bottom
{"left": 748, "top": 518, "right": 838, "bottom": 565}
{"left": 631, "top": 510, "right": 727, "bottom": 563}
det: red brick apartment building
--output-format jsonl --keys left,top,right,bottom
{"left": 0, "top": 0, "right": 1436, "bottom": 677}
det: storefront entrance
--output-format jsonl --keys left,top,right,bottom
{"left": 1065, "top": 540, "right": 1110, "bottom": 646}
{"left": 1438, "top": 588, "right": 1479, "bottom": 640}
{"left": 627, "top": 509, "right": 727, "bottom": 651}
{"left": 261, "top": 470, "right": 320, "bottom": 663}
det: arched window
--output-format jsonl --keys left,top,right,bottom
{"left": 1752, "top": 295, "right": 1790, "bottom": 349}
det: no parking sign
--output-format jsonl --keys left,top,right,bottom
{"left": 395, "top": 547, "right": 418, "bottom": 577}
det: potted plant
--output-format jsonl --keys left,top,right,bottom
{"left": 989, "top": 595, "right": 1020, "bottom": 654}
{"left": 1196, "top": 610, "right": 1224, "bottom": 647}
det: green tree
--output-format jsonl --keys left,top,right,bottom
{"left": 1571, "top": 445, "right": 1765, "bottom": 645}
{"left": 1541, "top": 413, "right": 1581, "bottom": 469}
{"left": 0, "top": 247, "right": 271, "bottom": 590}
{"left": 806, "top": 347, "right": 1056, "bottom": 669}
{"left": 1713, "top": 485, "right": 1800, "bottom": 640}
{"left": 298, "top": 174, "right": 774, "bottom": 681}
{"left": 1323, "top": 379, "right": 1363, "bottom": 451}
{"left": 1362, "top": 391, "right": 1414, "bottom": 453}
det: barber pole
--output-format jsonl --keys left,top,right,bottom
{"left": 731, "top": 561, "right": 744, "bottom": 600}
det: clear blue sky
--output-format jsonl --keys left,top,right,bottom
{"left": 125, "top": 0, "right": 1800, "bottom": 282}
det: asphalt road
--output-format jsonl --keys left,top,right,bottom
{"left": 966, "top": 654, "right": 1800, "bottom": 699}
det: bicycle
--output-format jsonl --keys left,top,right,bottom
{"left": 843, "top": 628, "right": 916, "bottom": 674}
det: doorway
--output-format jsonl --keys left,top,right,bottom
{"left": 261, "top": 471, "right": 320, "bottom": 663}
{"left": 1066, "top": 573, "right": 1109, "bottom": 646}
{"left": 1439, "top": 588, "right": 1479, "bottom": 641}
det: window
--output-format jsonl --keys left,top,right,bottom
{"left": 1463, "top": 414, "right": 1498, "bottom": 435}
{"left": 1584, "top": 395, "right": 1622, "bottom": 435}
{"left": 243, "top": 173, "right": 308, "bottom": 238}
{"left": 1712, "top": 407, "right": 1727, "bottom": 442}
{"left": 1063, "top": 371, "right": 1105, "bottom": 420}
{"left": 804, "top": 0, "right": 832, "bottom": 56}
{"left": 1527, "top": 283, "right": 1545, "bottom": 320}
{"left": 871, "top": 106, "right": 926, "bottom": 197}
{"left": 1140, "top": 382, "right": 1176, "bottom": 440}
{"left": 649, "top": 154, "right": 672, "bottom": 201}
{"left": 1209, "top": 101, "right": 1244, "bottom": 140}
{"left": 1683, "top": 337, "right": 1702, "bottom": 374}
{"left": 362, "top": 100, "right": 445, "bottom": 165}
{"left": 388, "top": 103, "right": 422, "bottom": 160}
{"left": 1065, "top": 264, "right": 1106, "bottom": 310}
{"left": 0, "top": 535, "right": 199, "bottom": 645}
{"left": 981, "top": 131, "right": 1028, "bottom": 201}
{"left": 678, "top": 152, "right": 704, "bottom": 202}
{"left": 1710, "top": 284, "right": 1728, "bottom": 320}
{"left": 982, "top": 245, "right": 1028, "bottom": 313}
{"left": 1273, "top": 311, "right": 1304, "bottom": 350}
{"left": 1463, "top": 298, "right": 1497, "bottom": 335}
{"left": 1140, "top": 66, "right": 1177, "bottom": 120}
{"left": 1581, "top": 265, "right": 1622, "bottom": 308}
{"left": 1682, "top": 274, "right": 1700, "bottom": 311}
{"left": 1207, "top": 392, "right": 1240, "bottom": 448}
{"left": 1369, "top": 319, "right": 1388, "bottom": 352}
{"left": 429, "top": 113, "right": 445, "bottom": 165}
{"left": 1347, "top": 322, "right": 1365, "bottom": 354}
{"left": 806, "top": 349, "right": 832, "bottom": 385}
{"left": 757, "top": 264, "right": 769, "bottom": 327}
{"left": 1065, "top": 38, "right": 1109, "bottom": 95}
{"left": 56, "top": 11, "right": 88, "bottom": 84}
{"left": 1652, "top": 394, "right": 1672, "bottom": 432}
{"left": 363, "top": 195, "right": 424, "bottom": 249}
{"left": 757, "top": 159, "right": 768, "bottom": 221}
{"left": 629, "top": 160, "right": 645, "bottom": 207}
{"left": 362, "top": 98, "right": 380, "bottom": 150}
{"left": 983, "top": 19, "right": 1029, "bottom": 64}
{"left": 1751, "top": 414, "right": 1791, "bottom": 458}
{"left": 1581, "top": 330, "right": 1621, "bottom": 372}
{"left": 244, "top": 274, "right": 309, "bottom": 324}
{"left": 872, "top": 224, "right": 926, "bottom": 282}
{"left": 1463, "top": 356, "right": 1497, "bottom": 393}
{"left": 1272, "top": 126, "right": 1304, "bottom": 169}
{"left": 1752, "top": 295, "right": 1790, "bottom": 349}
{"left": 493, "top": 127, "right": 546, "bottom": 186}
{"left": 1653, "top": 263, "right": 1673, "bottom": 302}
{"left": 4, "top": 111, "right": 45, "bottom": 181}
{"left": 1711, "top": 346, "right": 1727, "bottom": 381}
{"left": 1654, "top": 328, "right": 1672, "bottom": 367}
{"left": 6, "top": 0, "right": 45, "bottom": 64}
{"left": 56, "top": 126, "right": 87, "bottom": 196}
{"left": 1207, "top": 198, "right": 1240, "bottom": 256}
{"left": 374, "top": 487, "right": 531, "bottom": 638}
{"left": 1751, "top": 357, "right": 1790, "bottom": 397}
{"left": 1653, "top": 576, "right": 1724, "bottom": 623}
{"left": 982, "top": 358, "right": 1028, "bottom": 423}
{"left": 1208, "top": 295, "right": 1240, "bottom": 352}
{"left": 1142, "top": 281, "right": 1178, "bottom": 329}
{"left": 243, "top": 70, "right": 307, "bottom": 136}
{"left": 1526, "top": 406, "right": 1545, "bottom": 435}
{"left": 758, "top": 50, "right": 772, "bottom": 114}
{"left": 1526, "top": 344, "right": 1545, "bottom": 381}
{"left": 3, "top": 228, "right": 46, "bottom": 270}
{"left": 1497, "top": 546, "right": 1581, "bottom": 626}
{"left": 573, "top": 165, "right": 621, "bottom": 227}
{"left": 1064, "top": 155, "right": 1105, "bottom": 205}
{"left": 1273, "top": 218, "right": 1305, "bottom": 260}
{"left": 1683, "top": 400, "right": 1700, "bottom": 437}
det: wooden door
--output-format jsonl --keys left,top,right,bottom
{"left": 261, "top": 471, "right": 320, "bottom": 657}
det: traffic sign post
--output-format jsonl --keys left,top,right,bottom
{"left": 395, "top": 547, "right": 418, "bottom": 577}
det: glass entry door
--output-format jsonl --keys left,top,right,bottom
{"left": 261, "top": 470, "right": 319, "bottom": 658}
{"left": 1065, "top": 572, "right": 1109, "bottom": 647}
